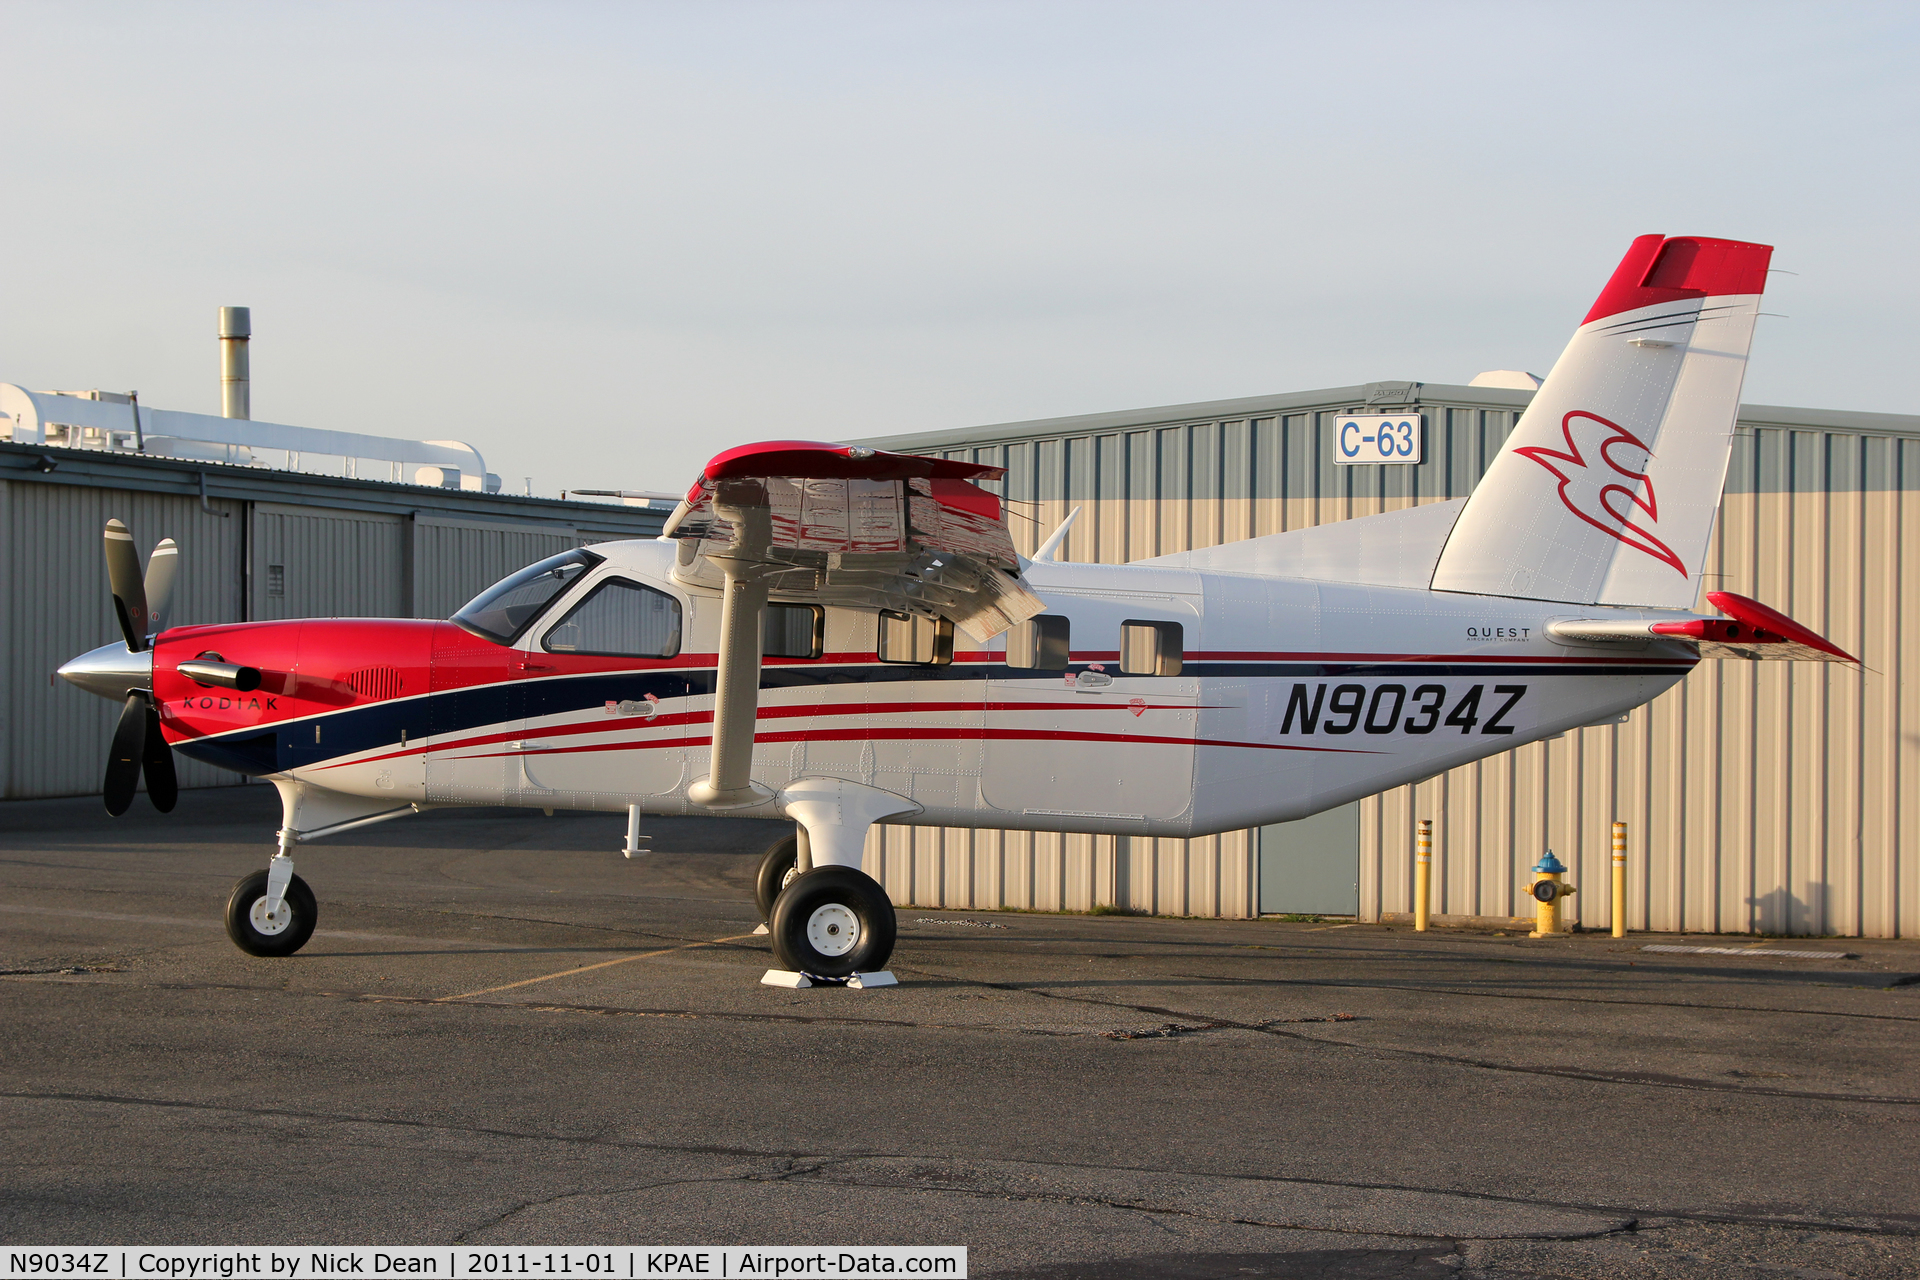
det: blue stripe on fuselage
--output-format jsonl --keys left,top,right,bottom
{"left": 171, "top": 657, "right": 1689, "bottom": 777}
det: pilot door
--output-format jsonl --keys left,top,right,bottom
{"left": 515, "top": 575, "right": 692, "bottom": 803}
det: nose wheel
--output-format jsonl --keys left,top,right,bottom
{"left": 768, "top": 865, "right": 896, "bottom": 979}
{"left": 224, "top": 868, "right": 318, "bottom": 957}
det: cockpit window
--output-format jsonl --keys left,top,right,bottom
{"left": 451, "top": 549, "right": 602, "bottom": 645}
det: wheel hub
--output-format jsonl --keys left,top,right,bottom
{"left": 806, "top": 903, "right": 861, "bottom": 957}
{"left": 249, "top": 897, "right": 294, "bottom": 936}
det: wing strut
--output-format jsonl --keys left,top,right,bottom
{"left": 687, "top": 485, "right": 777, "bottom": 809}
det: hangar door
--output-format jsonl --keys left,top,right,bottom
{"left": 1258, "top": 803, "right": 1359, "bottom": 915}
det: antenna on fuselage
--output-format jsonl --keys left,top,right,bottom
{"left": 1030, "top": 507, "right": 1081, "bottom": 563}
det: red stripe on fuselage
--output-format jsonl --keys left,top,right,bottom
{"left": 313, "top": 697, "right": 1212, "bottom": 770}
{"left": 445, "top": 725, "right": 1381, "bottom": 762}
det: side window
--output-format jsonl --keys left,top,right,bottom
{"left": 1006, "top": 615, "right": 1070, "bottom": 670}
{"left": 877, "top": 610, "right": 954, "bottom": 665}
{"left": 765, "top": 603, "right": 824, "bottom": 659}
{"left": 1119, "top": 620, "right": 1182, "bottom": 676}
{"left": 543, "top": 578, "right": 682, "bottom": 658}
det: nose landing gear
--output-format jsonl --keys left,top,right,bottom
{"left": 224, "top": 866, "right": 318, "bottom": 957}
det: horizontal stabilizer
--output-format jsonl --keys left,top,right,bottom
{"left": 1546, "top": 591, "right": 1856, "bottom": 663}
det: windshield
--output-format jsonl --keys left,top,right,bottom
{"left": 450, "top": 549, "right": 602, "bottom": 644}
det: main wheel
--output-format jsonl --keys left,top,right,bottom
{"left": 224, "top": 869, "right": 318, "bottom": 957}
{"left": 769, "top": 865, "right": 896, "bottom": 979}
{"left": 754, "top": 833, "right": 801, "bottom": 921}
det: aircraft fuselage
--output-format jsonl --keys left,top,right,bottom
{"left": 155, "top": 538, "right": 1694, "bottom": 839}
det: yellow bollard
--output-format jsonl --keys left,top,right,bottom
{"left": 1414, "top": 819, "right": 1433, "bottom": 932}
{"left": 1611, "top": 821, "right": 1627, "bottom": 938}
{"left": 1528, "top": 850, "right": 1574, "bottom": 937}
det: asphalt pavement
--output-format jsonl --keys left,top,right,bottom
{"left": 3, "top": 786, "right": 1917, "bottom": 1279}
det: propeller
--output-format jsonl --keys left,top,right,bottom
{"left": 104, "top": 519, "right": 177, "bottom": 648}
{"left": 96, "top": 520, "right": 181, "bottom": 814}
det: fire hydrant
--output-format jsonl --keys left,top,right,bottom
{"left": 1528, "top": 850, "right": 1576, "bottom": 937}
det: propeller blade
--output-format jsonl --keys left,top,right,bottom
{"left": 104, "top": 693, "right": 147, "bottom": 816}
{"left": 141, "top": 702, "right": 178, "bottom": 813}
{"left": 145, "top": 538, "right": 179, "bottom": 636}
{"left": 104, "top": 519, "right": 150, "bottom": 652}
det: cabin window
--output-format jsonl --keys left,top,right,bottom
{"left": 877, "top": 610, "right": 954, "bottom": 665}
{"left": 542, "top": 578, "right": 682, "bottom": 658}
{"left": 1006, "top": 615, "right": 1070, "bottom": 670}
{"left": 452, "top": 548, "right": 602, "bottom": 644}
{"left": 1119, "top": 620, "right": 1182, "bottom": 676}
{"left": 765, "top": 603, "right": 824, "bottom": 659}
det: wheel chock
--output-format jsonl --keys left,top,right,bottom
{"left": 759, "top": 969, "right": 898, "bottom": 989}
{"left": 753, "top": 922, "right": 770, "bottom": 935}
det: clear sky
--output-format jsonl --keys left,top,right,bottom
{"left": 2, "top": 1, "right": 1912, "bottom": 495}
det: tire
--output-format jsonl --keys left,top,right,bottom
{"left": 754, "top": 833, "right": 800, "bottom": 921}
{"left": 769, "top": 865, "right": 896, "bottom": 979}
{"left": 224, "top": 869, "right": 318, "bottom": 957}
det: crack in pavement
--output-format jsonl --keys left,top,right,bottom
{"left": 448, "top": 1173, "right": 769, "bottom": 1243}
{"left": 775, "top": 1160, "right": 1637, "bottom": 1244}
{"left": 1159, "top": 969, "right": 1920, "bottom": 1021}
{"left": 891, "top": 965, "right": 1920, "bottom": 1107}
{"left": 1, "top": 1088, "right": 1911, "bottom": 1239}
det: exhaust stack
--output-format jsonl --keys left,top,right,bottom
{"left": 218, "top": 306, "right": 250, "bottom": 419}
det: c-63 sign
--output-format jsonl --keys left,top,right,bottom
{"left": 1335, "top": 414, "right": 1423, "bottom": 464}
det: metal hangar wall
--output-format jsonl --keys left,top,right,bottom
{"left": 854, "top": 382, "right": 1920, "bottom": 939}
{"left": 0, "top": 442, "right": 665, "bottom": 802}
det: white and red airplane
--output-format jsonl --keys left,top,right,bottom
{"left": 59, "top": 234, "right": 1856, "bottom": 983}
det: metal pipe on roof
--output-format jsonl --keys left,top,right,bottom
{"left": 218, "top": 306, "right": 250, "bottom": 420}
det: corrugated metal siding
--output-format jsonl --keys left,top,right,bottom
{"left": 864, "top": 391, "right": 1919, "bottom": 937}
{"left": 3, "top": 479, "right": 243, "bottom": 799}
{"left": 863, "top": 827, "right": 1256, "bottom": 918}
{"left": 253, "top": 503, "right": 406, "bottom": 620}
{"left": 412, "top": 518, "right": 579, "bottom": 620}
{"left": 1362, "top": 427, "right": 1918, "bottom": 940}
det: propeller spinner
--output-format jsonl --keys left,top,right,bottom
{"left": 58, "top": 520, "right": 182, "bottom": 815}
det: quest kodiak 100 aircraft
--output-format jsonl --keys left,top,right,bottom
{"left": 59, "top": 233, "right": 1855, "bottom": 983}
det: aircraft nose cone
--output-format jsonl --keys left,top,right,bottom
{"left": 58, "top": 641, "right": 154, "bottom": 702}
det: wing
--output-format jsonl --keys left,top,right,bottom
{"left": 662, "top": 440, "right": 1044, "bottom": 643}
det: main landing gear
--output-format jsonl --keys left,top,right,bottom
{"left": 757, "top": 827, "right": 898, "bottom": 982}
{"left": 769, "top": 865, "right": 897, "bottom": 979}
{"left": 755, "top": 833, "right": 800, "bottom": 922}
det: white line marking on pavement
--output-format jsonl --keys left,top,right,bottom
{"left": 1641, "top": 943, "right": 1854, "bottom": 960}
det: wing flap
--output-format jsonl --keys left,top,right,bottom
{"left": 663, "top": 441, "right": 1044, "bottom": 642}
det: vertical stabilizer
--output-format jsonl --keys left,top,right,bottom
{"left": 1431, "top": 234, "right": 1772, "bottom": 608}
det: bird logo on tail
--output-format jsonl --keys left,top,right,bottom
{"left": 1515, "top": 411, "right": 1687, "bottom": 577}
